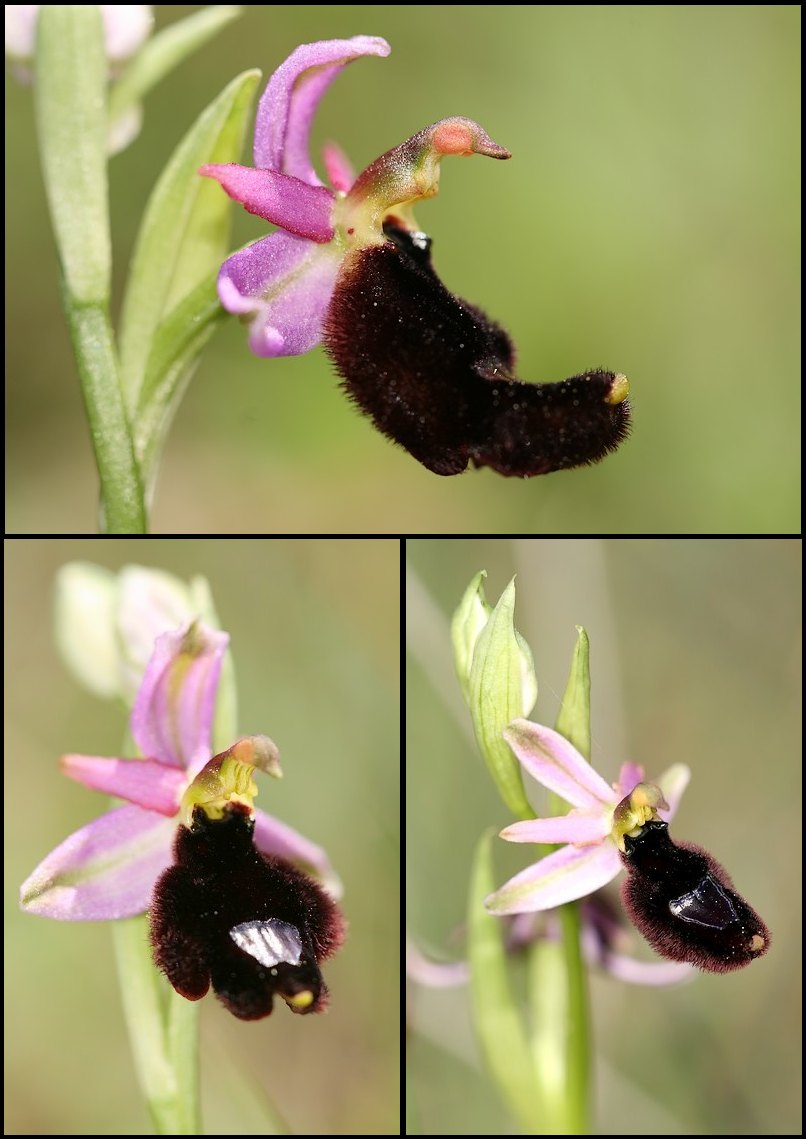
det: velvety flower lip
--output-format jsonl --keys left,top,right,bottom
{"left": 150, "top": 802, "right": 346, "bottom": 1019}
{"left": 485, "top": 718, "right": 690, "bottom": 915}
{"left": 20, "top": 620, "right": 342, "bottom": 921}
{"left": 200, "top": 35, "right": 510, "bottom": 359}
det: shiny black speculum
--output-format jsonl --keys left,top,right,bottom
{"left": 620, "top": 820, "right": 769, "bottom": 973}
{"left": 150, "top": 804, "right": 344, "bottom": 1019}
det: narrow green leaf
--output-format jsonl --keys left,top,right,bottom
{"left": 119, "top": 68, "right": 261, "bottom": 413}
{"left": 134, "top": 273, "right": 224, "bottom": 494}
{"left": 467, "top": 578, "right": 536, "bottom": 820}
{"left": 109, "top": 7, "right": 242, "bottom": 127}
{"left": 451, "top": 569, "right": 491, "bottom": 703}
{"left": 468, "top": 829, "right": 543, "bottom": 1133}
{"left": 555, "top": 626, "right": 591, "bottom": 760}
{"left": 35, "top": 6, "right": 110, "bottom": 302}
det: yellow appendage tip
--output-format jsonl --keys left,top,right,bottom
{"left": 606, "top": 373, "right": 630, "bottom": 404}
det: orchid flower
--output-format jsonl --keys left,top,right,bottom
{"left": 203, "top": 36, "right": 631, "bottom": 478}
{"left": 199, "top": 35, "right": 503, "bottom": 357}
{"left": 20, "top": 620, "right": 341, "bottom": 923}
{"left": 485, "top": 718, "right": 690, "bottom": 916}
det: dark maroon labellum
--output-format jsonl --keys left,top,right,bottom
{"left": 150, "top": 804, "right": 344, "bottom": 1019}
{"left": 323, "top": 221, "right": 631, "bottom": 476}
{"left": 620, "top": 820, "right": 769, "bottom": 973}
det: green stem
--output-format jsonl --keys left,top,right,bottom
{"left": 523, "top": 826, "right": 590, "bottom": 1134}
{"left": 112, "top": 916, "right": 200, "bottom": 1134}
{"left": 554, "top": 901, "right": 590, "bottom": 1132}
{"left": 65, "top": 301, "right": 147, "bottom": 532}
{"left": 34, "top": 6, "right": 146, "bottom": 533}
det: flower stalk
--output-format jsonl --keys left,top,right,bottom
{"left": 113, "top": 915, "right": 200, "bottom": 1135}
{"left": 35, "top": 6, "right": 145, "bottom": 531}
{"left": 541, "top": 626, "right": 594, "bottom": 1134}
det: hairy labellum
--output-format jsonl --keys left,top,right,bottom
{"left": 324, "top": 222, "right": 631, "bottom": 477}
{"left": 150, "top": 804, "right": 344, "bottom": 1019}
{"left": 620, "top": 820, "right": 769, "bottom": 973}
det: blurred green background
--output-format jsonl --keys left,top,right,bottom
{"left": 407, "top": 538, "right": 801, "bottom": 1135}
{"left": 4, "top": 539, "right": 399, "bottom": 1135}
{"left": 5, "top": 6, "right": 800, "bottom": 534}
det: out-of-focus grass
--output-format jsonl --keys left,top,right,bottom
{"left": 5, "top": 6, "right": 800, "bottom": 534}
{"left": 4, "top": 538, "right": 400, "bottom": 1136}
{"left": 407, "top": 538, "right": 801, "bottom": 1136}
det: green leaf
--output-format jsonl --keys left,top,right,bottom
{"left": 133, "top": 273, "right": 224, "bottom": 495}
{"left": 108, "top": 6, "right": 243, "bottom": 130}
{"left": 467, "top": 577, "right": 536, "bottom": 820}
{"left": 119, "top": 68, "right": 261, "bottom": 415}
{"left": 555, "top": 626, "right": 591, "bottom": 760}
{"left": 35, "top": 6, "right": 110, "bottom": 303}
{"left": 450, "top": 570, "right": 491, "bottom": 703}
{"left": 468, "top": 829, "right": 543, "bottom": 1132}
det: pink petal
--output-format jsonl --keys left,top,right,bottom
{"left": 542, "top": 906, "right": 696, "bottom": 986}
{"left": 99, "top": 5, "right": 153, "bottom": 61}
{"left": 253, "top": 36, "right": 391, "bottom": 182}
{"left": 485, "top": 842, "right": 620, "bottom": 915}
{"left": 217, "top": 231, "right": 342, "bottom": 358}
{"left": 116, "top": 565, "right": 203, "bottom": 698}
{"left": 406, "top": 938, "right": 470, "bottom": 988}
{"left": 253, "top": 808, "right": 342, "bottom": 898}
{"left": 130, "top": 622, "right": 228, "bottom": 773}
{"left": 19, "top": 806, "right": 176, "bottom": 920}
{"left": 615, "top": 762, "right": 644, "bottom": 797}
{"left": 200, "top": 164, "right": 335, "bottom": 243}
{"left": 504, "top": 719, "right": 616, "bottom": 809}
{"left": 580, "top": 921, "right": 695, "bottom": 985}
{"left": 60, "top": 754, "right": 185, "bottom": 816}
{"left": 500, "top": 810, "right": 610, "bottom": 846}
{"left": 655, "top": 763, "right": 691, "bottom": 822}
{"left": 322, "top": 141, "right": 355, "bottom": 193}
{"left": 591, "top": 947, "right": 696, "bottom": 986}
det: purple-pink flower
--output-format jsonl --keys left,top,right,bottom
{"left": 408, "top": 722, "right": 695, "bottom": 991}
{"left": 201, "top": 36, "right": 631, "bottom": 479}
{"left": 20, "top": 620, "right": 340, "bottom": 921}
{"left": 200, "top": 35, "right": 509, "bottom": 359}
{"left": 485, "top": 718, "right": 690, "bottom": 915}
